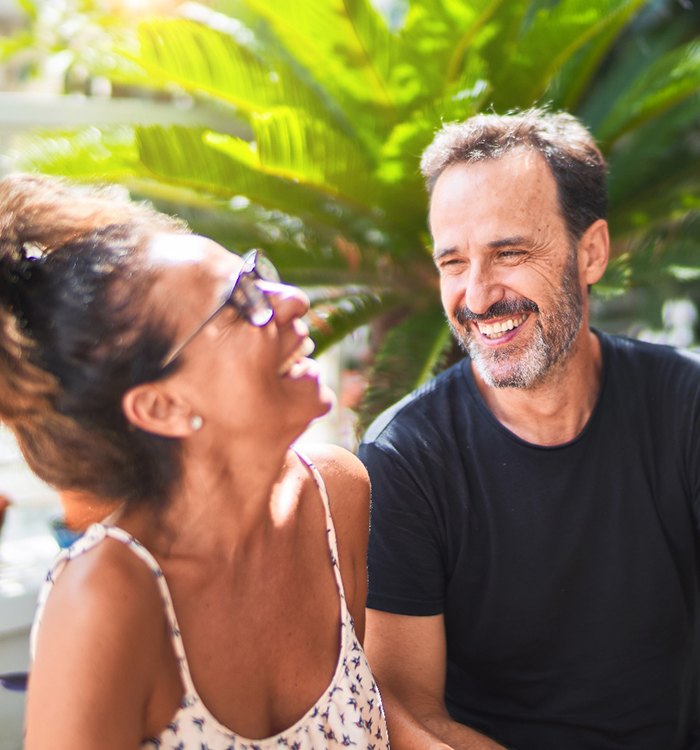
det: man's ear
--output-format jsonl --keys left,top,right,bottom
{"left": 122, "top": 384, "right": 193, "bottom": 438}
{"left": 578, "top": 219, "right": 609, "bottom": 286}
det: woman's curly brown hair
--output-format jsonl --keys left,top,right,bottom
{"left": 0, "top": 173, "right": 190, "bottom": 507}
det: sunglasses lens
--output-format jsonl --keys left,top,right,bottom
{"left": 232, "top": 273, "right": 274, "bottom": 327}
{"left": 249, "top": 304, "right": 274, "bottom": 326}
{"left": 254, "top": 253, "right": 280, "bottom": 283}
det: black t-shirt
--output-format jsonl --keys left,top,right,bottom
{"left": 360, "top": 331, "right": 700, "bottom": 750}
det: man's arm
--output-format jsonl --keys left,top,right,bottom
{"left": 365, "top": 609, "right": 507, "bottom": 749}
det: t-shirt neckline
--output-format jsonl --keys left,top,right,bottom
{"left": 460, "top": 328, "right": 609, "bottom": 451}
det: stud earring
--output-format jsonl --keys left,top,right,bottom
{"left": 190, "top": 415, "right": 203, "bottom": 431}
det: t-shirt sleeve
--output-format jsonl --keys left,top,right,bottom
{"left": 359, "top": 440, "right": 446, "bottom": 616}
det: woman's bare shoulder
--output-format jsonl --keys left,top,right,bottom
{"left": 26, "top": 535, "right": 166, "bottom": 748}
{"left": 34, "top": 535, "right": 166, "bottom": 678}
{"left": 299, "top": 443, "right": 369, "bottom": 491}
{"left": 297, "top": 444, "right": 369, "bottom": 526}
{"left": 42, "top": 534, "right": 161, "bottom": 620}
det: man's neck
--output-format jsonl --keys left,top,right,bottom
{"left": 472, "top": 329, "right": 603, "bottom": 446}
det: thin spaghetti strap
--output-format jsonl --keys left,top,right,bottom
{"left": 31, "top": 523, "right": 198, "bottom": 698}
{"left": 293, "top": 449, "right": 348, "bottom": 609}
{"left": 98, "top": 526, "right": 199, "bottom": 697}
{"left": 31, "top": 522, "right": 117, "bottom": 659}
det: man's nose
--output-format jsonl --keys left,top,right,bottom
{"left": 463, "top": 263, "right": 504, "bottom": 317}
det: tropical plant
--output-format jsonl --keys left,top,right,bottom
{"left": 5, "top": 0, "right": 700, "bottom": 428}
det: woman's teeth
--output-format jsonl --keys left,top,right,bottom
{"left": 478, "top": 314, "right": 528, "bottom": 339}
{"left": 278, "top": 337, "right": 315, "bottom": 376}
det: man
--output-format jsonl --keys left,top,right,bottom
{"left": 359, "top": 109, "right": 700, "bottom": 750}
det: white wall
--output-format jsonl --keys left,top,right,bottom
{"left": 0, "top": 427, "right": 60, "bottom": 750}
{"left": 0, "top": 567, "right": 45, "bottom": 750}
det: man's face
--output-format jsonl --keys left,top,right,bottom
{"left": 430, "top": 149, "right": 586, "bottom": 389}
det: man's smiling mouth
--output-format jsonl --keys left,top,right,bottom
{"left": 477, "top": 314, "right": 528, "bottom": 339}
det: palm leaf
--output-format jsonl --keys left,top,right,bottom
{"left": 0, "top": 31, "right": 37, "bottom": 62}
{"left": 598, "top": 213, "right": 700, "bottom": 306}
{"left": 233, "top": 0, "right": 398, "bottom": 113}
{"left": 308, "top": 289, "right": 396, "bottom": 354}
{"left": 138, "top": 126, "right": 386, "bottom": 245}
{"left": 360, "top": 302, "right": 451, "bottom": 428}
{"left": 626, "top": 215, "right": 700, "bottom": 287}
{"left": 596, "top": 39, "right": 700, "bottom": 143}
{"left": 607, "top": 98, "right": 700, "bottom": 236}
{"left": 248, "top": 108, "right": 377, "bottom": 206}
{"left": 131, "top": 15, "right": 341, "bottom": 128}
{"left": 488, "top": 0, "right": 648, "bottom": 109}
{"left": 398, "top": 0, "right": 506, "bottom": 99}
{"left": 594, "top": 253, "right": 634, "bottom": 299}
{"left": 16, "top": 0, "right": 39, "bottom": 20}
{"left": 11, "top": 126, "right": 139, "bottom": 180}
{"left": 551, "top": 0, "right": 651, "bottom": 111}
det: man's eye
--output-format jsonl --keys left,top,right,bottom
{"left": 438, "top": 258, "right": 464, "bottom": 270}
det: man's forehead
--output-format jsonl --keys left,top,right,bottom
{"left": 429, "top": 152, "right": 556, "bottom": 224}
{"left": 432, "top": 149, "right": 549, "bottom": 192}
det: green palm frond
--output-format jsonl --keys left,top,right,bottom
{"left": 132, "top": 14, "right": 346, "bottom": 129}
{"left": 0, "top": 31, "right": 36, "bottom": 62}
{"left": 607, "top": 97, "right": 700, "bottom": 236}
{"left": 18, "top": 123, "right": 383, "bottom": 239}
{"left": 309, "top": 289, "right": 396, "bottom": 354}
{"left": 595, "top": 253, "right": 634, "bottom": 299}
{"left": 599, "top": 212, "right": 700, "bottom": 301}
{"left": 248, "top": 108, "right": 377, "bottom": 206}
{"left": 12, "top": 127, "right": 139, "bottom": 180}
{"left": 138, "top": 126, "right": 380, "bottom": 239}
{"left": 399, "top": 0, "right": 505, "bottom": 89}
{"left": 135, "top": 17, "right": 282, "bottom": 110}
{"left": 552, "top": 0, "right": 651, "bottom": 111}
{"left": 487, "top": 0, "right": 649, "bottom": 109}
{"left": 360, "top": 303, "right": 451, "bottom": 429}
{"left": 228, "top": 0, "right": 399, "bottom": 117}
{"left": 597, "top": 39, "right": 700, "bottom": 143}
{"left": 16, "top": 0, "right": 38, "bottom": 20}
{"left": 626, "top": 214, "right": 700, "bottom": 286}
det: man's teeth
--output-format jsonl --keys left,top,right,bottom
{"left": 478, "top": 314, "right": 528, "bottom": 339}
{"left": 278, "top": 337, "right": 315, "bottom": 376}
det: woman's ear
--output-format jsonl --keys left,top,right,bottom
{"left": 122, "top": 384, "right": 194, "bottom": 438}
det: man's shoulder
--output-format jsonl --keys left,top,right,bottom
{"left": 601, "top": 330, "right": 700, "bottom": 375}
{"left": 361, "top": 358, "right": 470, "bottom": 447}
{"left": 600, "top": 331, "right": 700, "bottom": 419}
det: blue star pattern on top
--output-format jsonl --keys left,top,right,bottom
{"left": 31, "top": 452, "right": 388, "bottom": 749}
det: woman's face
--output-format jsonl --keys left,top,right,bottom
{"left": 145, "top": 233, "right": 334, "bottom": 442}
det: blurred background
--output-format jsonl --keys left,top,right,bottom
{"left": 0, "top": 0, "right": 699, "bottom": 746}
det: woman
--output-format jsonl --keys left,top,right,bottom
{"left": 0, "top": 174, "right": 388, "bottom": 749}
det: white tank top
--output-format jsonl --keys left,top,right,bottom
{"left": 31, "top": 453, "right": 389, "bottom": 749}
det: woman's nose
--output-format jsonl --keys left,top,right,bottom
{"left": 262, "top": 280, "right": 310, "bottom": 325}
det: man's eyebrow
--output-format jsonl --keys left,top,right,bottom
{"left": 488, "top": 235, "right": 532, "bottom": 249}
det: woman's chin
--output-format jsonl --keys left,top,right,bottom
{"left": 318, "top": 383, "right": 337, "bottom": 414}
{"left": 290, "top": 386, "right": 337, "bottom": 442}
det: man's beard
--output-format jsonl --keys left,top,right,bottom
{"left": 449, "top": 251, "right": 584, "bottom": 389}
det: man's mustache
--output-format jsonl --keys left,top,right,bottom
{"left": 455, "top": 298, "right": 539, "bottom": 326}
